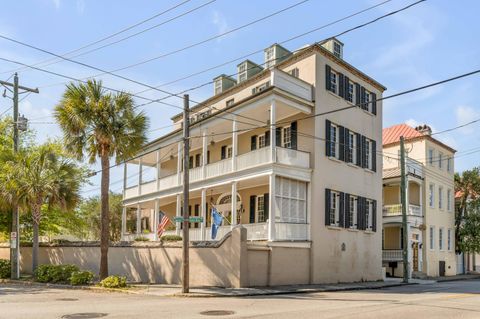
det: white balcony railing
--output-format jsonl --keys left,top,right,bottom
{"left": 275, "top": 223, "right": 309, "bottom": 241}
{"left": 383, "top": 204, "right": 422, "bottom": 217}
{"left": 124, "top": 147, "right": 310, "bottom": 200}
{"left": 383, "top": 249, "right": 403, "bottom": 261}
{"left": 271, "top": 69, "right": 313, "bottom": 101}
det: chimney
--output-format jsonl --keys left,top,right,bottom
{"left": 415, "top": 124, "right": 432, "bottom": 136}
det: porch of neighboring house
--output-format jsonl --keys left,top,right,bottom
{"left": 382, "top": 176, "right": 425, "bottom": 278}
{"left": 122, "top": 174, "right": 310, "bottom": 242}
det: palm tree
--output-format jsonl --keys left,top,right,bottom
{"left": 55, "top": 80, "right": 148, "bottom": 279}
{"left": 0, "top": 143, "right": 83, "bottom": 272}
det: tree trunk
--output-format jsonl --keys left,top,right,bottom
{"left": 32, "top": 203, "right": 41, "bottom": 275}
{"left": 99, "top": 155, "right": 110, "bottom": 280}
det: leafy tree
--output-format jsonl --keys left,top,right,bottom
{"left": 458, "top": 201, "right": 480, "bottom": 255}
{"left": 55, "top": 80, "right": 148, "bottom": 279}
{"left": 0, "top": 143, "right": 85, "bottom": 272}
{"left": 455, "top": 168, "right": 480, "bottom": 251}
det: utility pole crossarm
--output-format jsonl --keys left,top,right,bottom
{"left": 0, "top": 79, "right": 39, "bottom": 93}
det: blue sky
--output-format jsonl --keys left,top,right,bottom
{"left": 0, "top": 0, "right": 479, "bottom": 197}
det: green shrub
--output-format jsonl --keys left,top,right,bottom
{"left": 134, "top": 236, "right": 149, "bottom": 242}
{"left": 0, "top": 259, "right": 10, "bottom": 279}
{"left": 161, "top": 235, "right": 182, "bottom": 242}
{"left": 34, "top": 264, "right": 79, "bottom": 283}
{"left": 70, "top": 271, "right": 94, "bottom": 286}
{"left": 99, "top": 275, "right": 127, "bottom": 288}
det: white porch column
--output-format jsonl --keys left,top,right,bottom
{"left": 121, "top": 206, "right": 127, "bottom": 239}
{"left": 201, "top": 188, "right": 206, "bottom": 240}
{"left": 177, "top": 142, "right": 182, "bottom": 185}
{"left": 136, "top": 204, "right": 141, "bottom": 235}
{"left": 138, "top": 157, "right": 143, "bottom": 195}
{"left": 123, "top": 163, "right": 127, "bottom": 197}
{"left": 307, "top": 182, "right": 312, "bottom": 241}
{"left": 268, "top": 174, "right": 276, "bottom": 241}
{"left": 202, "top": 131, "right": 207, "bottom": 179}
{"left": 231, "top": 182, "right": 237, "bottom": 229}
{"left": 153, "top": 199, "right": 160, "bottom": 241}
{"left": 232, "top": 118, "right": 238, "bottom": 171}
{"left": 176, "top": 194, "right": 181, "bottom": 236}
{"left": 156, "top": 150, "right": 161, "bottom": 191}
{"left": 270, "top": 100, "right": 277, "bottom": 163}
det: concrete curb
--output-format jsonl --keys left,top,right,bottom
{"left": 0, "top": 279, "right": 140, "bottom": 295}
{"left": 430, "top": 275, "right": 480, "bottom": 283}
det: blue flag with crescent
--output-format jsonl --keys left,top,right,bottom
{"left": 211, "top": 208, "right": 223, "bottom": 240}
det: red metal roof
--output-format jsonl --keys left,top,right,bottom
{"left": 382, "top": 124, "right": 423, "bottom": 146}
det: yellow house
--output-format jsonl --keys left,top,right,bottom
{"left": 121, "top": 38, "right": 386, "bottom": 286}
{"left": 382, "top": 124, "right": 457, "bottom": 277}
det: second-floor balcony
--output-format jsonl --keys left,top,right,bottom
{"left": 383, "top": 204, "right": 422, "bottom": 217}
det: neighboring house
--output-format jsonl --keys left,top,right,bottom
{"left": 455, "top": 190, "right": 480, "bottom": 273}
{"left": 382, "top": 124, "right": 456, "bottom": 277}
{"left": 121, "top": 38, "right": 385, "bottom": 285}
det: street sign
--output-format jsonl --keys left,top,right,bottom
{"left": 189, "top": 217, "right": 204, "bottom": 223}
{"left": 173, "top": 217, "right": 184, "bottom": 223}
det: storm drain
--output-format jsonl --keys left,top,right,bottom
{"left": 56, "top": 298, "right": 79, "bottom": 301}
{"left": 61, "top": 313, "right": 108, "bottom": 319}
{"left": 200, "top": 310, "right": 235, "bottom": 316}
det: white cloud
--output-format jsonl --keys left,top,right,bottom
{"left": 455, "top": 105, "right": 480, "bottom": 135}
{"left": 212, "top": 11, "right": 228, "bottom": 41}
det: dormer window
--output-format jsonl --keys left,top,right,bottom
{"left": 214, "top": 79, "right": 222, "bottom": 95}
{"left": 333, "top": 41, "right": 342, "bottom": 58}
{"left": 238, "top": 63, "right": 247, "bottom": 82}
{"left": 265, "top": 47, "right": 275, "bottom": 69}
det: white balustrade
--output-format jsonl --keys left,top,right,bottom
{"left": 271, "top": 69, "right": 313, "bottom": 101}
{"left": 124, "top": 187, "right": 139, "bottom": 199}
{"left": 276, "top": 147, "right": 310, "bottom": 169}
{"left": 382, "top": 249, "right": 403, "bottom": 261}
{"left": 383, "top": 204, "right": 422, "bottom": 217}
{"left": 159, "top": 173, "right": 178, "bottom": 190}
{"left": 140, "top": 180, "right": 157, "bottom": 195}
{"left": 190, "top": 167, "right": 203, "bottom": 183}
{"left": 275, "top": 223, "right": 309, "bottom": 241}
{"left": 205, "top": 159, "right": 232, "bottom": 179}
{"left": 236, "top": 148, "right": 271, "bottom": 171}
{"left": 244, "top": 223, "right": 268, "bottom": 240}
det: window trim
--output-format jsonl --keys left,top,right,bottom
{"left": 439, "top": 227, "right": 444, "bottom": 251}
{"left": 349, "top": 195, "right": 357, "bottom": 229}
{"left": 256, "top": 195, "right": 266, "bottom": 223}
{"left": 430, "top": 226, "right": 435, "bottom": 250}
{"left": 429, "top": 183, "right": 435, "bottom": 208}
{"left": 428, "top": 148, "right": 434, "bottom": 166}
{"left": 282, "top": 125, "right": 292, "bottom": 149}
{"left": 330, "top": 191, "right": 340, "bottom": 227}
{"left": 329, "top": 124, "right": 338, "bottom": 159}
{"left": 330, "top": 71, "right": 337, "bottom": 94}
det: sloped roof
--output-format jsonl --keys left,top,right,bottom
{"left": 382, "top": 124, "right": 423, "bottom": 146}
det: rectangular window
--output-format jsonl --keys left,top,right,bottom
{"left": 439, "top": 186, "right": 443, "bottom": 210}
{"left": 258, "top": 134, "right": 266, "bottom": 149}
{"left": 366, "top": 199, "right": 373, "bottom": 230}
{"left": 282, "top": 126, "right": 292, "bottom": 149}
{"left": 330, "top": 71, "right": 337, "bottom": 94}
{"left": 226, "top": 98, "right": 234, "bottom": 107}
{"left": 348, "top": 131, "right": 356, "bottom": 164}
{"left": 227, "top": 146, "right": 233, "bottom": 159}
{"left": 330, "top": 191, "right": 340, "bottom": 226}
{"left": 438, "top": 152, "right": 443, "bottom": 169}
{"left": 333, "top": 41, "right": 341, "bottom": 58}
{"left": 439, "top": 228, "right": 444, "bottom": 250}
{"left": 195, "top": 154, "right": 201, "bottom": 167}
{"left": 347, "top": 81, "right": 354, "bottom": 102}
{"left": 239, "top": 63, "right": 247, "bottom": 82}
{"left": 448, "top": 229, "right": 452, "bottom": 251}
{"left": 330, "top": 124, "right": 338, "bottom": 158}
{"left": 265, "top": 48, "right": 274, "bottom": 68}
{"left": 429, "top": 184, "right": 435, "bottom": 208}
{"left": 365, "top": 91, "right": 371, "bottom": 112}
{"left": 365, "top": 138, "right": 372, "bottom": 170}
{"left": 257, "top": 196, "right": 265, "bottom": 223}
{"left": 290, "top": 68, "right": 299, "bottom": 78}
{"left": 428, "top": 149, "right": 434, "bottom": 166}
{"left": 349, "top": 196, "right": 357, "bottom": 229}
{"left": 430, "top": 227, "right": 435, "bottom": 250}
{"left": 214, "top": 80, "right": 222, "bottom": 95}
{"left": 447, "top": 189, "right": 452, "bottom": 212}
{"left": 447, "top": 157, "right": 452, "bottom": 172}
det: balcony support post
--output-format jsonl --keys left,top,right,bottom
{"left": 123, "top": 163, "right": 127, "bottom": 197}
{"left": 268, "top": 174, "right": 276, "bottom": 241}
{"left": 270, "top": 100, "right": 277, "bottom": 163}
{"left": 138, "top": 157, "right": 143, "bottom": 196}
{"left": 121, "top": 206, "right": 127, "bottom": 239}
{"left": 177, "top": 142, "right": 182, "bottom": 185}
{"left": 153, "top": 198, "right": 160, "bottom": 241}
{"left": 176, "top": 194, "right": 181, "bottom": 236}
{"left": 232, "top": 118, "right": 238, "bottom": 171}
{"left": 231, "top": 182, "right": 237, "bottom": 229}
{"left": 136, "top": 204, "right": 141, "bottom": 235}
{"left": 156, "top": 150, "right": 161, "bottom": 191}
{"left": 201, "top": 188, "right": 206, "bottom": 240}
{"left": 202, "top": 131, "right": 207, "bottom": 179}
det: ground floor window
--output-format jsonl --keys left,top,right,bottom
{"left": 275, "top": 176, "right": 307, "bottom": 223}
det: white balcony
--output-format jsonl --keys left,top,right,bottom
{"left": 124, "top": 146, "right": 310, "bottom": 200}
{"left": 383, "top": 249, "right": 403, "bottom": 261}
{"left": 383, "top": 204, "right": 422, "bottom": 217}
{"left": 271, "top": 69, "right": 313, "bottom": 101}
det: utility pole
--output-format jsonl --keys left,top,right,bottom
{"left": 0, "top": 73, "right": 39, "bottom": 279}
{"left": 400, "top": 136, "right": 409, "bottom": 283}
{"left": 182, "top": 94, "right": 190, "bottom": 293}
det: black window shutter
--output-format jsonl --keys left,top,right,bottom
{"left": 344, "top": 128, "right": 350, "bottom": 162}
{"left": 325, "top": 64, "right": 332, "bottom": 91}
{"left": 356, "top": 133, "right": 361, "bottom": 166}
{"left": 249, "top": 195, "right": 256, "bottom": 223}
{"left": 356, "top": 196, "right": 362, "bottom": 230}
{"left": 189, "top": 156, "right": 193, "bottom": 169}
{"left": 325, "top": 120, "right": 332, "bottom": 157}
{"left": 325, "top": 189, "right": 331, "bottom": 226}
{"left": 194, "top": 204, "right": 200, "bottom": 228}
{"left": 221, "top": 146, "right": 226, "bottom": 160}
{"left": 207, "top": 150, "right": 210, "bottom": 164}
{"left": 372, "top": 140, "right": 377, "bottom": 172}
{"left": 276, "top": 127, "right": 282, "bottom": 147}
{"left": 264, "top": 193, "right": 270, "bottom": 221}
{"left": 361, "top": 135, "right": 367, "bottom": 168}
{"left": 344, "top": 193, "right": 351, "bottom": 228}
{"left": 265, "top": 130, "right": 270, "bottom": 146}
{"left": 339, "top": 126, "right": 345, "bottom": 161}
{"left": 344, "top": 76, "right": 350, "bottom": 100}
{"left": 360, "top": 86, "right": 367, "bottom": 109}
{"left": 338, "top": 73, "right": 345, "bottom": 98}
{"left": 195, "top": 154, "right": 200, "bottom": 167}
{"left": 290, "top": 121, "right": 298, "bottom": 150}
{"left": 371, "top": 92, "right": 377, "bottom": 115}
{"left": 355, "top": 83, "right": 361, "bottom": 106}
{"left": 251, "top": 135, "right": 257, "bottom": 150}
{"left": 372, "top": 200, "right": 377, "bottom": 232}
{"left": 339, "top": 192, "right": 345, "bottom": 228}
{"left": 362, "top": 198, "right": 367, "bottom": 230}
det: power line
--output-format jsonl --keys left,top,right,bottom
{"left": 0, "top": 0, "right": 196, "bottom": 75}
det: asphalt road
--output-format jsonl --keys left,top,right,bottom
{"left": 1, "top": 280, "right": 480, "bottom": 319}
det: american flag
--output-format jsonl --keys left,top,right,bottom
{"left": 157, "top": 211, "right": 170, "bottom": 237}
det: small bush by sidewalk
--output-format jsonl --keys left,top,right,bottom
{"left": 35, "top": 264, "right": 79, "bottom": 283}
{"left": 99, "top": 275, "right": 127, "bottom": 288}
{"left": 70, "top": 271, "right": 94, "bottom": 286}
{"left": 161, "top": 235, "right": 182, "bottom": 242}
{"left": 0, "top": 259, "right": 10, "bottom": 279}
